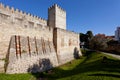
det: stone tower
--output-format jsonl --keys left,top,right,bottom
{"left": 48, "top": 4, "right": 66, "bottom": 30}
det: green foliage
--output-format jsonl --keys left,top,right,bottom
{"left": 0, "top": 73, "right": 36, "bottom": 80}
{"left": 107, "top": 40, "right": 120, "bottom": 54}
{"left": 107, "top": 40, "right": 119, "bottom": 45}
{"left": 80, "top": 30, "right": 94, "bottom": 48}
{"left": 79, "top": 33, "right": 88, "bottom": 42}
{"left": 86, "top": 30, "right": 94, "bottom": 39}
{"left": 81, "top": 49, "right": 87, "bottom": 55}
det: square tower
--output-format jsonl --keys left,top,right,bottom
{"left": 48, "top": 4, "right": 66, "bottom": 30}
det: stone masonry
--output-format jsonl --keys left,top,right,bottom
{"left": 0, "top": 3, "right": 82, "bottom": 74}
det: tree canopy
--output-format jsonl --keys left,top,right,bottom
{"left": 86, "top": 30, "right": 93, "bottom": 40}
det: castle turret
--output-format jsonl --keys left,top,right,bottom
{"left": 48, "top": 4, "right": 66, "bottom": 30}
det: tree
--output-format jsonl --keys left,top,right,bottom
{"left": 85, "top": 31, "right": 94, "bottom": 48}
{"left": 86, "top": 31, "right": 93, "bottom": 40}
{"left": 79, "top": 33, "right": 88, "bottom": 42}
{"left": 89, "top": 36, "right": 108, "bottom": 51}
{"left": 79, "top": 33, "right": 88, "bottom": 48}
{"left": 107, "top": 40, "right": 120, "bottom": 53}
{"left": 80, "top": 31, "right": 94, "bottom": 48}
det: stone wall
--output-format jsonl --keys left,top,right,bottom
{"left": 48, "top": 4, "right": 66, "bottom": 30}
{"left": 0, "top": 23, "right": 53, "bottom": 72}
{"left": 55, "top": 5, "right": 66, "bottom": 30}
{"left": 6, "top": 36, "right": 58, "bottom": 74}
{"left": 0, "top": 23, "right": 53, "bottom": 57}
{"left": 54, "top": 28, "right": 82, "bottom": 65}
{"left": 0, "top": 3, "right": 47, "bottom": 28}
{"left": 0, "top": 3, "right": 82, "bottom": 74}
{"left": 5, "top": 28, "right": 81, "bottom": 73}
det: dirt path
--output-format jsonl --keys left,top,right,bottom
{"left": 102, "top": 52, "right": 120, "bottom": 60}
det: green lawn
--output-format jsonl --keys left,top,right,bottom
{"left": 0, "top": 50, "right": 120, "bottom": 80}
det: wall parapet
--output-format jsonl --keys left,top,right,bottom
{"left": 0, "top": 3, "right": 47, "bottom": 28}
{"left": 48, "top": 4, "right": 66, "bottom": 14}
{"left": 54, "top": 27, "right": 79, "bottom": 36}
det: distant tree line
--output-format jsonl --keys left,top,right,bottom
{"left": 80, "top": 31, "right": 120, "bottom": 54}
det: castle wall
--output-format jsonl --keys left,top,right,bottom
{"left": 6, "top": 36, "right": 58, "bottom": 74}
{"left": 5, "top": 27, "right": 81, "bottom": 73}
{"left": 0, "top": 23, "right": 53, "bottom": 58}
{"left": 0, "top": 3, "right": 82, "bottom": 73}
{"left": 53, "top": 28, "right": 82, "bottom": 65}
{"left": 0, "top": 22, "right": 53, "bottom": 72}
{"left": 0, "top": 3, "right": 47, "bottom": 28}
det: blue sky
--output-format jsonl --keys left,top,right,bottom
{"left": 0, "top": 0, "right": 120, "bottom": 36}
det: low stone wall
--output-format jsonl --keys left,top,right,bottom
{"left": 6, "top": 36, "right": 58, "bottom": 74}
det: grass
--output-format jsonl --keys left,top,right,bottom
{"left": 44, "top": 50, "right": 120, "bottom": 80}
{"left": 0, "top": 73, "right": 36, "bottom": 80}
{"left": 0, "top": 50, "right": 120, "bottom": 80}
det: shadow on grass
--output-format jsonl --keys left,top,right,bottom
{"left": 45, "top": 51, "right": 120, "bottom": 79}
{"left": 88, "top": 73, "right": 120, "bottom": 78}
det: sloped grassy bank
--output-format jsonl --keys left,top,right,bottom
{"left": 0, "top": 50, "right": 120, "bottom": 80}
{"left": 45, "top": 50, "right": 120, "bottom": 80}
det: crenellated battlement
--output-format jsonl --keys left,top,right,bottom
{"left": 0, "top": 3, "right": 47, "bottom": 28}
{"left": 0, "top": 3, "right": 67, "bottom": 30}
{"left": 0, "top": 3, "right": 4, "bottom": 8}
{"left": 48, "top": 4, "right": 66, "bottom": 14}
{"left": 48, "top": 3, "right": 66, "bottom": 30}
